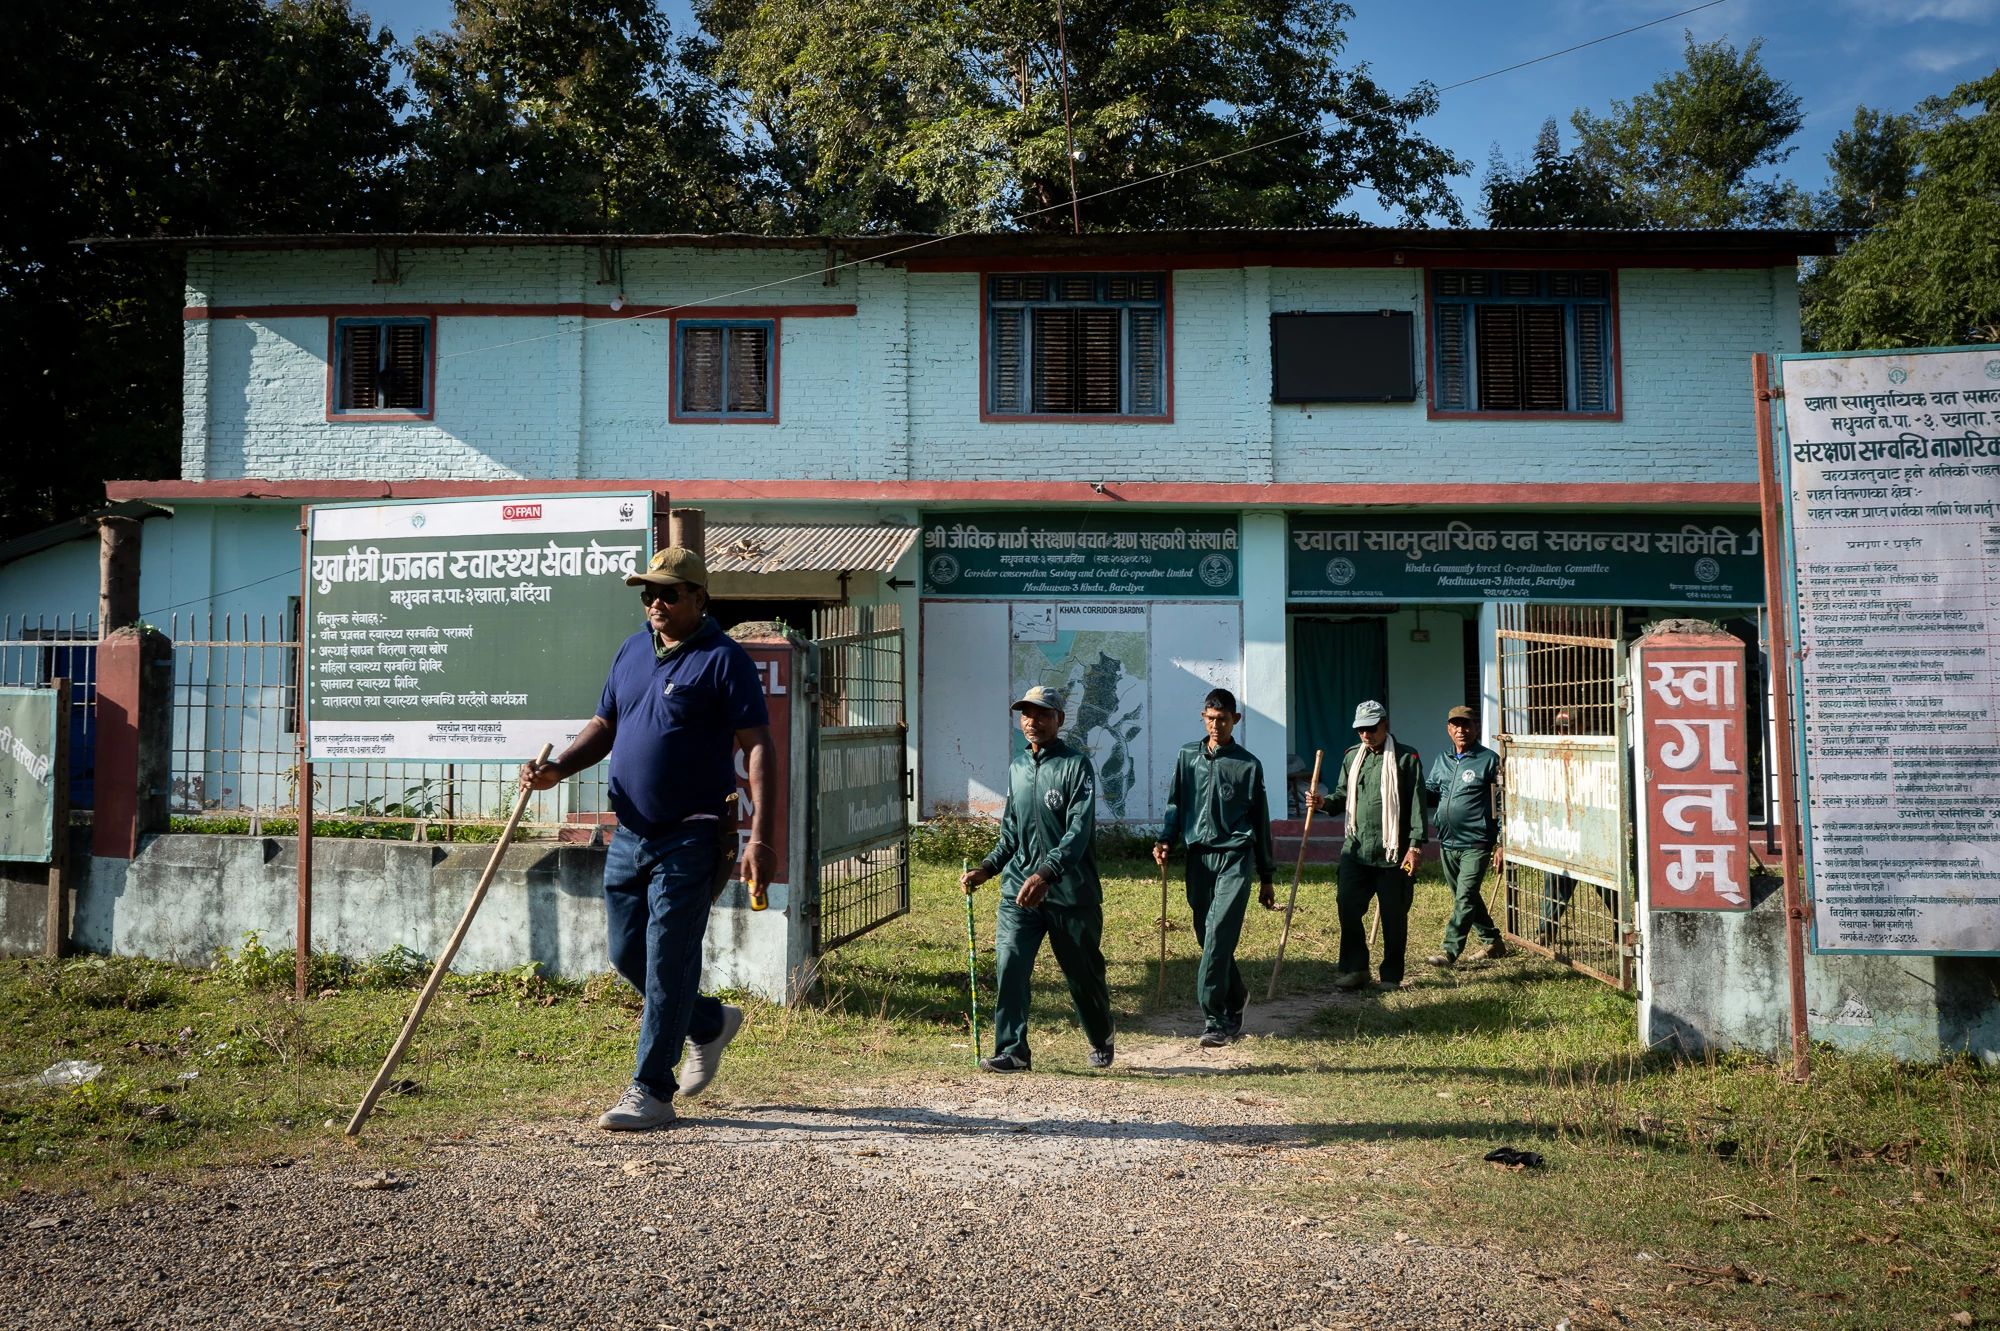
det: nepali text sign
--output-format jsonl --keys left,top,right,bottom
{"left": 817, "top": 725, "right": 907, "bottom": 860}
{"left": 1501, "top": 737, "right": 1624, "bottom": 888}
{"left": 0, "top": 688, "right": 60, "bottom": 864}
{"left": 1288, "top": 513, "right": 1763, "bottom": 604}
{"left": 1777, "top": 345, "right": 2000, "bottom": 955}
{"left": 306, "top": 494, "right": 651, "bottom": 762}
{"left": 922, "top": 514, "right": 1240, "bottom": 598}
{"left": 1635, "top": 639, "right": 1750, "bottom": 911}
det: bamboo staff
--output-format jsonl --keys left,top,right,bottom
{"left": 346, "top": 742, "right": 552, "bottom": 1138}
{"left": 962, "top": 859, "right": 980, "bottom": 1066}
{"left": 1267, "top": 749, "right": 1323, "bottom": 1000}
{"left": 1155, "top": 857, "right": 1170, "bottom": 1009}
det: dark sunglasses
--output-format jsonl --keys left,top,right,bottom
{"left": 639, "top": 584, "right": 688, "bottom": 606}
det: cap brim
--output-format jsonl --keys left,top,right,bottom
{"left": 623, "top": 571, "right": 700, "bottom": 587}
{"left": 1011, "top": 699, "right": 1061, "bottom": 713}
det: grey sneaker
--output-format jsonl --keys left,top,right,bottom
{"left": 597, "top": 1083, "right": 677, "bottom": 1132}
{"left": 1087, "top": 1043, "right": 1114, "bottom": 1069}
{"left": 678, "top": 1005, "right": 744, "bottom": 1098}
{"left": 980, "top": 1052, "right": 1031, "bottom": 1073}
{"left": 1426, "top": 952, "right": 1457, "bottom": 968}
{"left": 1332, "top": 970, "right": 1369, "bottom": 991}
{"left": 1199, "top": 1030, "right": 1229, "bottom": 1049}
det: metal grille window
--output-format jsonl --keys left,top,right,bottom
{"left": 332, "top": 317, "right": 431, "bottom": 415}
{"left": 677, "top": 320, "right": 774, "bottom": 420}
{"left": 987, "top": 273, "right": 1167, "bottom": 417}
{"left": 1431, "top": 271, "right": 1614, "bottom": 415}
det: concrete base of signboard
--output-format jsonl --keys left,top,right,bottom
{"left": 1642, "top": 880, "right": 2000, "bottom": 1065}
{"left": 47, "top": 834, "right": 810, "bottom": 1004}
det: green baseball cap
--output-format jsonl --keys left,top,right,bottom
{"left": 625, "top": 546, "right": 708, "bottom": 589}
{"left": 1352, "top": 700, "right": 1387, "bottom": 727}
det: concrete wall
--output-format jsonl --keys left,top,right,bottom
{"left": 186, "top": 245, "right": 1798, "bottom": 489}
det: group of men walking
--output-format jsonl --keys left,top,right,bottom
{"left": 526, "top": 543, "right": 1511, "bottom": 1127}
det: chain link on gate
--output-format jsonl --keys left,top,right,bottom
{"left": 1495, "top": 604, "right": 1636, "bottom": 989}
{"left": 811, "top": 604, "right": 910, "bottom": 952}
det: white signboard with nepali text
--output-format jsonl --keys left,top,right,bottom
{"left": 306, "top": 494, "right": 650, "bottom": 762}
{"left": 1777, "top": 345, "right": 2000, "bottom": 955}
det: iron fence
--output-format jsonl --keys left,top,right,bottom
{"left": 0, "top": 614, "right": 97, "bottom": 810}
{"left": 811, "top": 602, "right": 910, "bottom": 950}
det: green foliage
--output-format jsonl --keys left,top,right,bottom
{"left": 695, "top": 0, "right": 1466, "bottom": 232}
{"left": 1567, "top": 32, "right": 1804, "bottom": 227}
{"left": 1482, "top": 119, "right": 1638, "bottom": 227}
{"left": 25, "top": 956, "right": 181, "bottom": 1012}
{"left": 350, "top": 945, "right": 431, "bottom": 990}
{"left": 911, "top": 812, "right": 1158, "bottom": 866}
{"left": 210, "top": 931, "right": 345, "bottom": 992}
{"left": 1805, "top": 69, "right": 2000, "bottom": 350}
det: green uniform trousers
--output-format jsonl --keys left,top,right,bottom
{"left": 1185, "top": 845, "right": 1254, "bottom": 1033}
{"left": 993, "top": 895, "right": 1114, "bottom": 1065}
{"left": 1336, "top": 855, "right": 1415, "bottom": 985}
{"left": 1439, "top": 845, "right": 1503, "bottom": 958}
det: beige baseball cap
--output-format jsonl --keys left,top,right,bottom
{"left": 1010, "top": 685, "right": 1065, "bottom": 715}
{"left": 624, "top": 546, "right": 708, "bottom": 588}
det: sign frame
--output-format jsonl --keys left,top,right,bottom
{"left": 921, "top": 512, "right": 1242, "bottom": 599}
{"left": 0, "top": 685, "right": 64, "bottom": 865}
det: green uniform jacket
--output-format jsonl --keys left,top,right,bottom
{"left": 1330, "top": 739, "right": 1427, "bottom": 868}
{"left": 979, "top": 738, "right": 1102, "bottom": 908}
{"left": 1157, "top": 738, "right": 1276, "bottom": 884}
{"left": 1424, "top": 745, "right": 1501, "bottom": 850}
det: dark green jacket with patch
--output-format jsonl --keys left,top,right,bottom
{"left": 1330, "top": 739, "right": 1427, "bottom": 868}
{"left": 979, "top": 738, "right": 1101, "bottom": 908}
{"left": 1424, "top": 744, "right": 1501, "bottom": 850}
{"left": 1158, "top": 738, "right": 1276, "bottom": 883}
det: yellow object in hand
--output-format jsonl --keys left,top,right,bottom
{"left": 747, "top": 876, "right": 768, "bottom": 912}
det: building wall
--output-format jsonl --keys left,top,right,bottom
{"left": 186, "top": 246, "right": 1799, "bottom": 490}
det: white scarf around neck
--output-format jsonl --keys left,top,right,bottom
{"left": 1345, "top": 734, "right": 1400, "bottom": 855}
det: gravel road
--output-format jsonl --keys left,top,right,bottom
{"left": 0, "top": 1069, "right": 1591, "bottom": 1331}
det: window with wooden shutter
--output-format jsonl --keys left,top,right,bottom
{"left": 1430, "top": 270, "right": 1615, "bottom": 416}
{"left": 332, "top": 317, "right": 432, "bottom": 417}
{"left": 986, "top": 272, "right": 1168, "bottom": 418}
{"left": 676, "top": 320, "right": 774, "bottom": 420}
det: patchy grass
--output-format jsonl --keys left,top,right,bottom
{"left": 3, "top": 859, "right": 1995, "bottom": 1330}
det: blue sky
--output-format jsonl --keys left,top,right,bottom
{"left": 359, "top": 0, "right": 1999, "bottom": 222}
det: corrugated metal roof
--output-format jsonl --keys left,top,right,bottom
{"left": 705, "top": 523, "right": 918, "bottom": 576}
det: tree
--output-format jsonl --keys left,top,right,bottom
{"left": 692, "top": 0, "right": 1467, "bottom": 233}
{"left": 1569, "top": 33, "right": 1804, "bottom": 227}
{"left": 1807, "top": 68, "right": 2000, "bottom": 349}
{"left": 1482, "top": 119, "right": 1637, "bottom": 227}
{"left": 399, "top": 0, "right": 761, "bottom": 231}
{"left": 0, "top": 0, "right": 407, "bottom": 541}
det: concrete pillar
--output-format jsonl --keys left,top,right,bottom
{"left": 91, "top": 625, "right": 173, "bottom": 860}
{"left": 99, "top": 516, "right": 142, "bottom": 633}
{"left": 669, "top": 508, "right": 706, "bottom": 559}
{"left": 1240, "top": 511, "right": 1289, "bottom": 774}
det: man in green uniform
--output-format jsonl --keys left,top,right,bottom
{"left": 1423, "top": 704, "right": 1507, "bottom": 968}
{"left": 1153, "top": 688, "right": 1276, "bottom": 1047}
{"left": 1308, "top": 700, "right": 1426, "bottom": 990}
{"left": 961, "top": 685, "right": 1114, "bottom": 1072}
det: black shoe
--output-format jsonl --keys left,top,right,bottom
{"left": 1199, "top": 1030, "right": 1229, "bottom": 1049}
{"left": 1225, "top": 1010, "right": 1244, "bottom": 1039}
{"left": 1087, "top": 1043, "right": 1114, "bottom": 1069}
{"left": 979, "top": 1053, "right": 1031, "bottom": 1073}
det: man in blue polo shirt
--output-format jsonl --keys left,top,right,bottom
{"left": 520, "top": 546, "right": 774, "bottom": 1131}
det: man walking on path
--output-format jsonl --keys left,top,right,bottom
{"left": 1423, "top": 705, "right": 1507, "bottom": 968}
{"left": 520, "top": 547, "right": 775, "bottom": 1131}
{"left": 961, "top": 686, "right": 1114, "bottom": 1072}
{"left": 1308, "top": 701, "right": 1426, "bottom": 990}
{"left": 1153, "top": 689, "right": 1276, "bottom": 1047}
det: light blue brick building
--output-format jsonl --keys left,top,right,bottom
{"left": 24, "top": 226, "right": 1836, "bottom": 826}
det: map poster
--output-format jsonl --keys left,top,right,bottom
{"left": 1777, "top": 345, "right": 2000, "bottom": 955}
{"left": 305, "top": 494, "right": 651, "bottom": 762}
{"left": 923, "top": 513, "right": 1240, "bottom": 598}
{"left": 1010, "top": 603, "right": 1150, "bottom": 820}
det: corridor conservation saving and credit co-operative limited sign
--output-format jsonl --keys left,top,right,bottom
{"left": 305, "top": 494, "right": 651, "bottom": 762}
{"left": 922, "top": 514, "right": 1241, "bottom": 598}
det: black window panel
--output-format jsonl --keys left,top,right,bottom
{"left": 1271, "top": 311, "right": 1415, "bottom": 403}
{"left": 681, "top": 326, "right": 725, "bottom": 413}
{"left": 1030, "top": 307, "right": 1122, "bottom": 414}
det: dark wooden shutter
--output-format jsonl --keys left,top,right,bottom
{"left": 382, "top": 324, "right": 426, "bottom": 410}
{"left": 681, "top": 326, "right": 724, "bottom": 414}
{"left": 341, "top": 324, "right": 380, "bottom": 410}
{"left": 1574, "top": 305, "right": 1610, "bottom": 411}
{"left": 1076, "top": 308, "right": 1121, "bottom": 413}
{"left": 1129, "top": 308, "right": 1163, "bottom": 415}
{"left": 1031, "top": 308, "right": 1076, "bottom": 412}
{"left": 1432, "top": 304, "right": 1470, "bottom": 410}
{"left": 1520, "top": 305, "right": 1567, "bottom": 410}
{"left": 725, "top": 326, "right": 769, "bottom": 413}
{"left": 991, "top": 308, "right": 1025, "bottom": 412}
{"left": 1476, "top": 306, "right": 1567, "bottom": 411}
{"left": 1475, "top": 307, "right": 1521, "bottom": 410}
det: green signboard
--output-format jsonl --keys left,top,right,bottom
{"left": 0, "top": 687, "right": 61, "bottom": 864}
{"left": 1288, "top": 513, "right": 1764, "bottom": 605}
{"left": 816, "top": 725, "right": 908, "bottom": 859}
{"left": 922, "top": 513, "right": 1241, "bottom": 598}
{"left": 306, "top": 494, "right": 651, "bottom": 762}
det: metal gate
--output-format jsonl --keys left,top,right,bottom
{"left": 810, "top": 604, "right": 910, "bottom": 951}
{"left": 1495, "top": 604, "right": 1636, "bottom": 988}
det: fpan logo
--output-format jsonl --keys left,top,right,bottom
{"left": 501, "top": 503, "right": 544, "bottom": 522}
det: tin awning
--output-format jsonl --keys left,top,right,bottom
{"left": 704, "top": 522, "right": 918, "bottom": 577}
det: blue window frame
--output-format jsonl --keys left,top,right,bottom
{"left": 331, "top": 316, "right": 431, "bottom": 416}
{"left": 676, "top": 319, "right": 775, "bottom": 421}
{"left": 1430, "top": 271, "right": 1614, "bottom": 415}
{"left": 987, "top": 273, "right": 1167, "bottom": 418}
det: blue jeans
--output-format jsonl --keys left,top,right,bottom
{"left": 603, "top": 823, "right": 727, "bottom": 1100}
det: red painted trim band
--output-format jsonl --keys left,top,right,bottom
{"left": 185, "top": 302, "right": 857, "bottom": 321}
{"left": 106, "top": 477, "right": 1762, "bottom": 508}
{"left": 905, "top": 251, "right": 1798, "bottom": 274}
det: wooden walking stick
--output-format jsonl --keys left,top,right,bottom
{"left": 1267, "top": 749, "right": 1323, "bottom": 1000}
{"left": 346, "top": 742, "right": 552, "bottom": 1138}
{"left": 1155, "top": 856, "right": 1169, "bottom": 1008}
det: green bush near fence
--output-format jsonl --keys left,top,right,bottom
{"left": 911, "top": 812, "right": 1155, "bottom": 866}
{"left": 167, "top": 815, "right": 504, "bottom": 843}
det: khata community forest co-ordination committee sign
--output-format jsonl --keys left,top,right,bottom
{"left": 922, "top": 514, "right": 1240, "bottom": 598}
{"left": 1777, "top": 345, "right": 2000, "bottom": 957}
{"left": 305, "top": 495, "right": 650, "bottom": 762}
